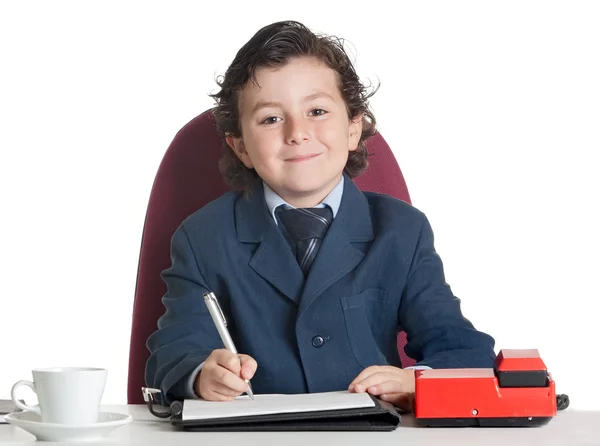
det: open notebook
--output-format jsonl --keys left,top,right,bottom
{"left": 166, "top": 391, "right": 401, "bottom": 431}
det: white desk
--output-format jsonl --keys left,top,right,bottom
{"left": 1, "top": 405, "right": 599, "bottom": 445}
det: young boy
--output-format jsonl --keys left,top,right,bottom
{"left": 145, "top": 20, "right": 496, "bottom": 411}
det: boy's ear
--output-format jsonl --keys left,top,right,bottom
{"left": 226, "top": 135, "right": 254, "bottom": 168}
{"left": 348, "top": 114, "right": 363, "bottom": 152}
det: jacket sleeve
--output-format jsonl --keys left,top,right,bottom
{"left": 145, "top": 223, "right": 222, "bottom": 404}
{"left": 398, "top": 213, "right": 496, "bottom": 369}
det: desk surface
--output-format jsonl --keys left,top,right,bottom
{"left": 1, "top": 405, "right": 599, "bottom": 445}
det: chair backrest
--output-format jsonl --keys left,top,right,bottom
{"left": 127, "top": 110, "right": 415, "bottom": 403}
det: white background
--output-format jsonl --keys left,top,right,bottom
{"left": 1, "top": 1, "right": 598, "bottom": 409}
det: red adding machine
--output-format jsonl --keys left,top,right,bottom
{"left": 414, "top": 349, "right": 569, "bottom": 427}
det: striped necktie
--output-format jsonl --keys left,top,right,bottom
{"left": 275, "top": 206, "right": 333, "bottom": 276}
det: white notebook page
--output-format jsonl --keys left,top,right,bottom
{"left": 182, "top": 391, "right": 375, "bottom": 421}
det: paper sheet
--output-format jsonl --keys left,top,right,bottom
{"left": 182, "top": 390, "right": 375, "bottom": 421}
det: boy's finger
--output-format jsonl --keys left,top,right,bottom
{"left": 213, "top": 381, "right": 247, "bottom": 397}
{"left": 215, "top": 351, "right": 242, "bottom": 375}
{"left": 365, "top": 380, "right": 410, "bottom": 396}
{"left": 348, "top": 366, "right": 381, "bottom": 390}
{"left": 205, "top": 388, "right": 236, "bottom": 401}
{"left": 349, "top": 365, "right": 401, "bottom": 388}
{"left": 239, "top": 354, "right": 258, "bottom": 379}
{"left": 215, "top": 367, "right": 249, "bottom": 393}
{"left": 350, "top": 371, "right": 399, "bottom": 392}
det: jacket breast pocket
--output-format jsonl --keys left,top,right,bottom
{"left": 339, "top": 288, "right": 393, "bottom": 369}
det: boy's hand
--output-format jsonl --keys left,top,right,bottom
{"left": 195, "top": 349, "right": 257, "bottom": 401}
{"left": 348, "top": 366, "right": 416, "bottom": 412}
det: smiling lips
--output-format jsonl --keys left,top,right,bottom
{"left": 285, "top": 153, "right": 321, "bottom": 163}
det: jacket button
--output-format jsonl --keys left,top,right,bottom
{"left": 312, "top": 336, "right": 325, "bottom": 348}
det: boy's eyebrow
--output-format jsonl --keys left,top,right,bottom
{"left": 250, "top": 92, "right": 335, "bottom": 115}
{"left": 251, "top": 101, "right": 283, "bottom": 115}
{"left": 304, "top": 92, "right": 335, "bottom": 102}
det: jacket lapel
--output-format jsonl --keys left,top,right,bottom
{"left": 235, "top": 182, "right": 305, "bottom": 305}
{"left": 298, "top": 177, "right": 375, "bottom": 317}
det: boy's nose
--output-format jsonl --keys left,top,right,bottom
{"left": 285, "top": 117, "right": 310, "bottom": 145}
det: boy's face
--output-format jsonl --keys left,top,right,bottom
{"left": 226, "top": 56, "right": 362, "bottom": 207}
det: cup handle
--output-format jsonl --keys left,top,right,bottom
{"left": 11, "top": 380, "right": 41, "bottom": 415}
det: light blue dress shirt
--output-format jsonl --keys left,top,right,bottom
{"left": 263, "top": 175, "right": 344, "bottom": 223}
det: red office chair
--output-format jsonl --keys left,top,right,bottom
{"left": 127, "top": 110, "right": 415, "bottom": 404}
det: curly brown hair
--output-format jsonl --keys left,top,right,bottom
{"left": 209, "top": 20, "right": 379, "bottom": 192}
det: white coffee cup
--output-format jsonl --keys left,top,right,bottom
{"left": 11, "top": 367, "right": 107, "bottom": 425}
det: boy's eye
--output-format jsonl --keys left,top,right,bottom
{"left": 262, "top": 116, "right": 281, "bottom": 125}
{"left": 309, "top": 109, "right": 327, "bottom": 116}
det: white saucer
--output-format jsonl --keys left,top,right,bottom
{"left": 4, "top": 411, "right": 132, "bottom": 442}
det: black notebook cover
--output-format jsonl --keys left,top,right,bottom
{"left": 170, "top": 394, "right": 401, "bottom": 432}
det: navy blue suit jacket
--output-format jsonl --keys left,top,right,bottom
{"left": 145, "top": 176, "right": 496, "bottom": 403}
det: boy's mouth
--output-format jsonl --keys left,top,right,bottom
{"left": 285, "top": 153, "right": 321, "bottom": 163}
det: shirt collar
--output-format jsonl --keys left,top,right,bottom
{"left": 263, "top": 175, "right": 344, "bottom": 224}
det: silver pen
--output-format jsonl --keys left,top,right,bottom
{"left": 203, "top": 292, "right": 255, "bottom": 400}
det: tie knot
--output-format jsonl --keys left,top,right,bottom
{"left": 276, "top": 206, "right": 333, "bottom": 241}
